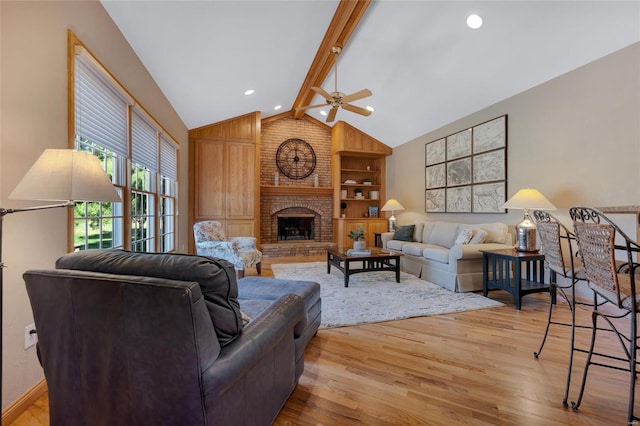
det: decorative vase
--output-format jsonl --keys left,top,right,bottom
{"left": 353, "top": 240, "right": 366, "bottom": 251}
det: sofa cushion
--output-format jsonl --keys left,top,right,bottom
{"left": 428, "top": 222, "right": 460, "bottom": 248}
{"left": 413, "top": 222, "right": 425, "bottom": 242}
{"left": 387, "top": 239, "right": 409, "bottom": 251}
{"left": 422, "top": 222, "right": 436, "bottom": 244}
{"left": 454, "top": 228, "right": 473, "bottom": 245}
{"left": 473, "top": 222, "right": 509, "bottom": 244}
{"left": 423, "top": 246, "right": 450, "bottom": 263}
{"left": 393, "top": 225, "right": 415, "bottom": 241}
{"left": 55, "top": 249, "right": 243, "bottom": 347}
{"left": 238, "top": 299, "right": 272, "bottom": 324}
{"left": 402, "top": 242, "right": 430, "bottom": 257}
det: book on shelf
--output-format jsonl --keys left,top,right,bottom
{"left": 347, "top": 249, "right": 371, "bottom": 256}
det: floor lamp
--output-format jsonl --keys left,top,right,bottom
{"left": 0, "top": 149, "right": 121, "bottom": 413}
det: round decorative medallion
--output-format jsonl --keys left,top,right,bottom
{"left": 276, "top": 138, "right": 316, "bottom": 180}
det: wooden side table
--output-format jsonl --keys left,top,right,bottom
{"left": 481, "top": 248, "right": 554, "bottom": 310}
{"left": 373, "top": 232, "right": 382, "bottom": 248}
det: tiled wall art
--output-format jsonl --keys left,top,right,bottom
{"left": 425, "top": 115, "right": 507, "bottom": 213}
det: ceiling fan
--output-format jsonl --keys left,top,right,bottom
{"left": 296, "top": 46, "right": 372, "bottom": 123}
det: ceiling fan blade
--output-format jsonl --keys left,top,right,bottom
{"left": 295, "top": 103, "right": 327, "bottom": 111}
{"left": 311, "top": 86, "right": 334, "bottom": 101}
{"left": 326, "top": 106, "right": 339, "bottom": 123}
{"left": 342, "top": 103, "right": 372, "bottom": 117}
{"left": 341, "top": 88, "right": 372, "bottom": 103}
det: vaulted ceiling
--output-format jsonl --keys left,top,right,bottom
{"left": 101, "top": 0, "right": 640, "bottom": 148}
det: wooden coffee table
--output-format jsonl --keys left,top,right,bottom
{"left": 327, "top": 247, "right": 403, "bottom": 287}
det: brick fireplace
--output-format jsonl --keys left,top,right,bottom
{"left": 259, "top": 115, "right": 336, "bottom": 257}
{"left": 260, "top": 186, "right": 336, "bottom": 257}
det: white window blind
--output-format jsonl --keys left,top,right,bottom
{"left": 74, "top": 55, "right": 129, "bottom": 157}
{"left": 132, "top": 109, "right": 158, "bottom": 171}
{"left": 160, "top": 135, "right": 177, "bottom": 180}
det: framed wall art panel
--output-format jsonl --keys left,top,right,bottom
{"left": 446, "top": 186, "right": 472, "bottom": 213}
{"left": 472, "top": 182, "right": 506, "bottom": 213}
{"left": 425, "top": 115, "right": 507, "bottom": 213}
{"left": 425, "top": 188, "right": 446, "bottom": 213}
{"left": 425, "top": 138, "right": 446, "bottom": 166}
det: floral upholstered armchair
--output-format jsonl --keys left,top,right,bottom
{"left": 193, "top": 221, "right": 262, "bottom": 278}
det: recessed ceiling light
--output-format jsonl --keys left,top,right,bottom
{"left": 366, "top": 106, "right": 375, "bottom": 112}
{"left": 244, "top": 89, "right": 255, "bottom": 95}
{"left": 466, "top": 14, "right": 483, "bottom": 29}
{"left": 274, "top": 105, "right": 282, "bottom": 110}
{"left": 320, "top": 111, "right": 327, "bottom": 116}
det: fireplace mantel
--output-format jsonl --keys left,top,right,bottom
{"left": 260, "top": 185, "right": 333, "bottom": 197}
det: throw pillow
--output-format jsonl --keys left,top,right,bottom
{"left": 393, "top": 225, "right": 415, "bottom": 241}
{"left": 469, "top": 228, "right": 488, "bottom": 244}
{"left": 454, "top": 228, "right": 473, "bottom": 245}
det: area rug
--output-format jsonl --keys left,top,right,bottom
{"left": 271, "top": 261, "right": 503, "bottom": 329}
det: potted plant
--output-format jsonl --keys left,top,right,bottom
{"left": 348, "top": 225, "right": 366, "bottom": 250}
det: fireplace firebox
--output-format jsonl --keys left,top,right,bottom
{"left": 277, "top": 214, "right": 315, "bottom": 241}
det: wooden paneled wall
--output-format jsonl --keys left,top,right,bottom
{"left": 188, "top": 112, "right": 261, "bottom": 252}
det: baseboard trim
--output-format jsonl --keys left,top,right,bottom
{"left": 2, "top": 379, "right": 47, "bottom": 424}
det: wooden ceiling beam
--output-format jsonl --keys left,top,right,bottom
{"left": 291, "top": 0, "right": 371, "bottom": 119}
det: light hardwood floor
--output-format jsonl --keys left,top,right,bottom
{"left": 9, "top": 255, "right": 637, "bottom": 425}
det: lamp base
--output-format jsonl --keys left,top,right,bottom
{"left": 388, "top": 214, "right": 397, "bottom": 232}
{"left": 515, "top": 212, "right": 538, "bottom": 252}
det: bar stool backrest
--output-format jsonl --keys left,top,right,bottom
{"left": 570, "top": 206, "right": 638, "bottom": 310}
{"left": 533, "top": 210, "right": 576, "bottom": 279}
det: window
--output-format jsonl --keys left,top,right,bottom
{"left": 70, "top": 35, "right": 178, "bottom": 253}
{"left": 159, "top": 136, "right": 178, "bottom": 252}
{"left": 131, "top": 109, "right": 157, "bottom": 252}
{"left": 73, "top": 139, "right": 125, "bottom": 250}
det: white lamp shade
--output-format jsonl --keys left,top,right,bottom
{"left": 9, "top": 149, "right": 122, "bottom": 202}
{"left": 381, "top": 199, "right": 405, "bottom": 212}
{"left": 501, "top": 188, "right": 556, "bottom": 211}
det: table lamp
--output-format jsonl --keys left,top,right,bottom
{"left": 1, "top": 149, "right": 122, "bottom": 408}
{"left": 501, "top": 188, "right": 556, "bottom": 252}
{"left": 381, "top": 199, "right": 405, "bottom": 231}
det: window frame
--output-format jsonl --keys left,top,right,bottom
{"left": 68, "top": 30, "right": 179, "bottom": 253}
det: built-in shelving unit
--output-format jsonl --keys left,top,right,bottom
{"left": 331, "top": 121, "right": 393, "bottom": 248}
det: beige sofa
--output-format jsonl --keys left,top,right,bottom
{"left": 381, "top": 221, "right": 514, "bottom": 292}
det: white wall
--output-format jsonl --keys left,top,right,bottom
{"left": 0, "top": 0, "right": 189, "bottom": 408}
{"left": 386, "top": 42, "right": 639, "bottom": 300}
{"left": 387, "top": 42, "right": 640, "bottom": 229}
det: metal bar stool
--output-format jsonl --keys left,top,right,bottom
{"left": 570, "top": 206, "right": 640, "bottom": 424}
{"left": 531, "top": 210, "right": 592, "bottom": 406}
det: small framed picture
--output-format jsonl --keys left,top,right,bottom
{"left": 368, "top": 206, "right": 379, "bottom": 218}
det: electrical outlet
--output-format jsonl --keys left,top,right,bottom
{"left": 24, "top": 323, "right": 37, "bottom": 350}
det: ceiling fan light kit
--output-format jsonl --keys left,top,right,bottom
{"left": 296, "top": 46, "right": 373, "bottom": 122}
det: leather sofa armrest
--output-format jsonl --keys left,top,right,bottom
{"left": 201, "top": 293, "right": 305, "bottom": 395}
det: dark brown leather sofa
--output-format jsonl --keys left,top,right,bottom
{"left": 23, "top": 249, "right": 320, "bottom": 426}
